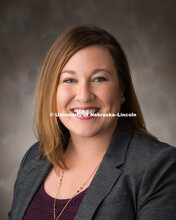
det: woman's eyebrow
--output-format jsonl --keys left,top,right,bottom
{"left": 61, "top": 70, "right": 75, "bottom": 75}
{"left": 61, "top": 68, "right": 111, "bottom": 75}
{"left": 91, "top": 68, "right": 111, "bottom": 75}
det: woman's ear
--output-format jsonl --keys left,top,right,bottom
{"left": 121, "top": 96, "right": 125, "bottom": 104}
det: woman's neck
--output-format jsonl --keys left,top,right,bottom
{"left": 65, "top": 127, "right": 116, "bottom": 167}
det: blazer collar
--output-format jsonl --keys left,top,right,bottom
{"left": 104, "top": 121, "right": 132, "bottom": 167}
{"left": 74, "top": 122, "right": 132, "bottom": 220}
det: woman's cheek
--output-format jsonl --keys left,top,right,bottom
{"left": 57, "top": 86, "right": 75, "bottom": 110}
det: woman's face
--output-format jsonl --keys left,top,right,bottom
{"left": 56, "top": 45, "right": 123, "bottom": 138}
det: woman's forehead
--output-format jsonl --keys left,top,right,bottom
{"left": 62, "top": 45, "right": 115, "bottom": 70}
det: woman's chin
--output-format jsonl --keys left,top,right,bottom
{"left": 70, "top": 127, "right": 100, "bottom": 139}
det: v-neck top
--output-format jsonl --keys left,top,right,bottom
{"left": 23, "top": 182, "right": 87, "bottom": 220}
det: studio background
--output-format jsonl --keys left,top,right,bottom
{"left": 0, "top": 0, "right": 176, "bottom": 219}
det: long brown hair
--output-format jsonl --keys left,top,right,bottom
{"left": 33, "top": 25, "right": 155, "bottom": 168}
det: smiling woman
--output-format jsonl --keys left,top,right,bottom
{"left": 9, "top": 26, "right": 176, "bottom": 220}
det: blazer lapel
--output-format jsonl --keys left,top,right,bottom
{"left": 74, "top": 159, "right": 121, "bottom": 220}
{"left": 14, "top": 157, "right": 52, "bottom": 219}
{"left": 74, "top": 123, "right": 132, "bottom": 220}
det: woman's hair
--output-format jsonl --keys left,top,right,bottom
{"left": 34, "top": 25, "right": 155, "bottom": 168}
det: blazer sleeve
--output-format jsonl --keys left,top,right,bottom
{"left": 137, "top": 145, "right": 176, "bottom": 220}
{"left": 8, "top": 143, "right": 39, "bottom": 219}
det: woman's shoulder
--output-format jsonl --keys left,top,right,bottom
{"left": 130, "top": 132, "right": 176, "bottom": 154}
{"left": 126, "top": 133, "right": 176, "bottom": 210}
{"left": 19, "top": 142, "right": 41, "bottom": 169}
{"left": 126, "top": 132, "right": 176, "bottom": 170}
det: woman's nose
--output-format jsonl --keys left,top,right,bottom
{"left": 75, "top": 82, "right": 95, "bottom": 102}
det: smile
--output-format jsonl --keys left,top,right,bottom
{"left": 73, "top": 108, "right": 98, "bottom": 116}
{"left": 71, "top": 108, "right": 99, "bottom": 119}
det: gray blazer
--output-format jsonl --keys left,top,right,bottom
{"left": 9, "top": 124, "right": 176, "bottom": 219}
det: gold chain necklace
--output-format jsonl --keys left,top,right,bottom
{"left": 53, "top": 162, "right": 101, "bottom": 220}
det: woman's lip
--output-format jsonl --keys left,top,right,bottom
{"left": 72, "top": 111, "right": 98, "bottom": 120}
{"left": 71, "top": 107, "right": 100, "bottom": 110}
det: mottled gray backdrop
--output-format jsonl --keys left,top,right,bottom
{"left": 0, "top": 0, "right": 176, "bottom": 218}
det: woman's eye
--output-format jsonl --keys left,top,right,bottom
{"left": 63, "top": 79, "right": 75, "bottom": 83}
{"left": 93, "top": 77, "right": 107, "bottom": 82}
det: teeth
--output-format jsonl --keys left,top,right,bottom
{"left": 86, "top": 110, "right": 89, "bottom": 114}
{"left": 73, "top": 109, "right": 97, "bottom": 116}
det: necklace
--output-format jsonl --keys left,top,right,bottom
{"left": 53, "top": 162, "right": 101, "bottom": 220}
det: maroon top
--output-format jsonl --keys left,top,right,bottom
{"left": 23, "top": 182, "right": 87, "bottom": 220}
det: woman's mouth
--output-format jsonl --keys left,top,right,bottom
{"left": 71, "top": 108, "right": 99, "bottom": 119}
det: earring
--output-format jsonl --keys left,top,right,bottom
{"left": 121, "top": 96, "right": 125, "bottom": 104}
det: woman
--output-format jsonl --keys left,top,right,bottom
{"left": 9, "top": 26, "right": 176, "bottom": 220}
